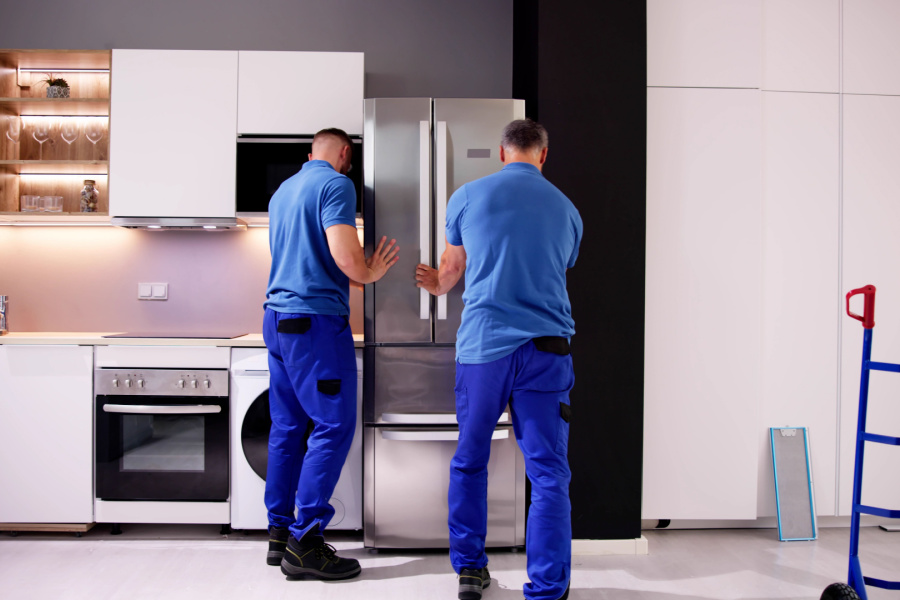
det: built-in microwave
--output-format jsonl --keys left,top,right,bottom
{"left": 236, "top": 135, "right": 363, "bottom": 216}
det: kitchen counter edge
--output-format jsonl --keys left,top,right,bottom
{"left": 0, "top": 333, "right": 365, "bottom": 348}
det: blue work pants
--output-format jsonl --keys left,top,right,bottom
{"left": 449, "top": 340, "right": 574, "bottom": 600}
{"left": 262, "top": 308, "right": 357, "bottom": 541}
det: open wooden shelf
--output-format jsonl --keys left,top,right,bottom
{"left": 0, "top": 98, "right": 109, "bottom": 116}
{"left": 0, "top": 160, "right": 109, "bottom": 175}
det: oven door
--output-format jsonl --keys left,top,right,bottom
{"left": 95, "top": 395, "right": 229, "bottom": 501}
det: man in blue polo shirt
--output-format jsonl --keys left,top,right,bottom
{"left": 264, "top": 128, "right": 398, "bottom": 580}
{"left": 416, "top": 119, "right": 582, "bottom": 600}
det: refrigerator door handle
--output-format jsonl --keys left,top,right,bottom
{"left": 420, "top": 120, "right": 431, "bottom": 320}
{"left": 380, "top": 429, "right": 509, "bottom": 442}
{"left": 435, "top": 120, "right": 448, "bottom": 321}
{"left": 380, "top": 412, "right": 510, "bottom": 425}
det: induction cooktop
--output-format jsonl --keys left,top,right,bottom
{"left": 101, "top": 331, "right": 248, "bottom": 339}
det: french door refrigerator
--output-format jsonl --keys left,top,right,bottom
{"left": 362, "top": 98, "right": 527, "bottom": 549}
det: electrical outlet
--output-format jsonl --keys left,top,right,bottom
{"left": 138, "top": 283, "right": 168, "bottom": 301}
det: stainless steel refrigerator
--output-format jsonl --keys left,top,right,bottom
{"left": 362, "top": 98, "right": 527, "bottom": 549}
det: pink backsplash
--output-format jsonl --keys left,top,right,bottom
{"left": 0, "top": 226, "right": 363, "bottom": 335}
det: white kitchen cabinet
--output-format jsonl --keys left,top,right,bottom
{"left": 0, "top": 345, "right": 93, "bottom": 523}
{"left": 840, "top": 94, "right": 900, "bottom": 515}
{"left": 758, "top": 91, "right": 840, "bottom": 517}
{"left": 762, "top": 0, "right": 840, "bottom": 93}
{"left": 109, "top": 50, "right": 238, "bottom": 218}
{"left": 237, "top": 51, "right": 364, "bottom": 135}
{"left": 644, "top": 87, "right": 762, "bottom": 520}
{"left": 843, "top": 0, "right": 900, "bottom": 95}
{"left": 647, "top": 0, "right": 761, "bottom": 89}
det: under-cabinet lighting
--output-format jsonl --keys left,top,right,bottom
{"left": 19, "top": 68, "right": 109, "bottom": 74}
{"left": 203, "top": 225, "right": 218, "bottom": 229}
{"left": 147, "top": 225, "right": 162, "bottom": 229}
{"left": 19, "top": 174, "right": 108, "bottom": 178}
{"left": 7, "top": 222, "right": 112, "bottom": 227}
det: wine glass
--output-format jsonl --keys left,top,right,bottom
{"left": 60, "top": 119, "right": 80, "bottom": 145}
{"left": 5, "top": 116, "right": 21, "bottom": 144}
{"left": 84, "top": 119, "right": 104, "bottom": 145}
{"left": 32, "top": 119, "right": 53, "bottom": 160}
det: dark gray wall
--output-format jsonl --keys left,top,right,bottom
{"left": 0, "top": 0, "right": 513, "bottom": 98}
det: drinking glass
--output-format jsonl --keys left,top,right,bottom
{"left": 84, "top": 119, "right": 104, "bottom": 145}
{"left": 20, "top": 195, "right": 40, "bottom": 212}
{"left": 5, "top": 116, "right": 21, "bottom": 144}
{"left": 60, "top": 119, "right": 80, "bottom": 145}
{"left": 41, "top": 196, "right": 64, "bottom": 212}
{"left": 32, "top": 119, "right": 53, "bottom": 160}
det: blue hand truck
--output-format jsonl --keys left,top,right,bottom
{"left": 822, "top": 285, "right": 900, "bottom": 600}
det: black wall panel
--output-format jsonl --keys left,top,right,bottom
{"left": 515, "top": 0, "right": 647, "bottom": 539}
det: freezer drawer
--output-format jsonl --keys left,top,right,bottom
{"left": 364, "top": 425, "right": 525, "bottom": 549}
{"left": 365, "top": 345, "right": 457, "bottom": 423}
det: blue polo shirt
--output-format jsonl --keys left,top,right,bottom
{"left": 265, "top": 160, "right": 357, "bottom": 315}
{"left": 445, "top": 162, "right": 583, "bottom": 364}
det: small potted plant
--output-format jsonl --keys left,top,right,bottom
{"left": 36, "top": 73, "right": 70, "bottom": 98}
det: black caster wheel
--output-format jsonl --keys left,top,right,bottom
{"left": 821, "top": 582, "right": 862, "bottom": 600}
{"left": 75, "top": 532, "right": 83, "bottom": 538}
{"left": 220, "top": 524, "right": 232, "bottom": 535}
{"left": 9, "top": 531, "right": 18, "bottom": 538}
{"left": 110, "top": 524, "right": 123, "bottom": 536}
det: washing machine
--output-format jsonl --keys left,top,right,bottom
{"left": 230, "top": 347, "right": 363, "bottom": 530}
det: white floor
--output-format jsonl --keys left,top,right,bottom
{"left": 1, "top": 525, "right": 899, "bottom": 599}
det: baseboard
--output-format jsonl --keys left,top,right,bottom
{"left": 572, "top": 536, "right": 648, "bottom": 556}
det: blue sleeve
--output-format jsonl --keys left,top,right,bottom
{"left": 445, "top": 186, "right": 467, "bottom": 246}
{"left": 567, "top": 208, "right": 583, "bottom": 269}
{"left": 321, "top": 176, "right": 357, "bottom": 229}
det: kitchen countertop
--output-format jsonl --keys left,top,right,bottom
{"left": 0, "top": 333, "right": 365, "bottom": 348}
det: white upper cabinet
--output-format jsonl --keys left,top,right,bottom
{"left": 644, "top": 87, "right": 762, "bottom": 520}
{"left": 647, "top": 0, "right": 761, "bottom": 88}
{"left": 237, "top": 52, "right": 364, "bottom": 135}
{"left": 762, "top": 0, "right": 840, "bottom": 93}
{"left": 110, "top": 50, "right": 238, "bottom": 218}
{"left": 758, "top": 91, "right": 839, "bottom": 517}
{"left": 843, "top": 0, "right": 900, "bottom": 95}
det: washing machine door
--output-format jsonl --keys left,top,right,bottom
{"left": 241, "top": 391, "right": 271, "bottom": 480}
{"left": 240, "top": 390, "right": 312, "bottom": 480}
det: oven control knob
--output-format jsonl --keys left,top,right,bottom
{"left": 125, "top": 379, "right": 132, "bottom": 388}
{"left": 203, "top": 380, "right": 211, "bottom": 389}
{"left": 112, "top": 379, "right": 119, "bottom": 388}
{"left": 177, "top": 379, "right": 185, "bottom": 388}
{"left": 190, "top": 380, "right": 198, "bottom": 389}
{"left": 137, "top": 379, "right": 144, "bottom": 388}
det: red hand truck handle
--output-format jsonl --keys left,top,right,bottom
{"left": 846, "top": 285, "right": 876, "bottom": 329}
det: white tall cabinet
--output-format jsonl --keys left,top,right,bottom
{"left": 0, "top": 345, "right": 93, "bottom": 523}
{"left": 644, "top": 87, "right": 762, "bottom": 520}
{"left": 644, "top": 0, "right": 857, "bottom": 521}
{"left": 110, "top": 50, "right": 239, "bottom": 219}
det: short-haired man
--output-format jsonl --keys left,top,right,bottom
{"left": 416, "top": 118, "right": 582, "bottom": 600}
{"left": 265, "top": 128, "right": 398, "bottom": 580}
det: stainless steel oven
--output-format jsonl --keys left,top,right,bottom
{"left": 95, "top": 368, "right": 229, "bottom": 501}
{"left": 93, "top": 345, "right": 232, "bottom": 525}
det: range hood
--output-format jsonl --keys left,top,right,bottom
{"left": 110, "top": 217, "right": 247, "bottom": 231}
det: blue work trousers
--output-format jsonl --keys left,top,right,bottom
{"left": 449, "top": 340, "right": 574, "bottom": 600}
{"left": 263, "top": 308, "right": 357, "bottom": 541}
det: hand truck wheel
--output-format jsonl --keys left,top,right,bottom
{"left": 820, "top": 582, "right": 862, "bottom": 600}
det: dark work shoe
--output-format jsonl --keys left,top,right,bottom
{"left": 458, "top": 567, "right": 491, "bottom": 600}
{"left": 280, "top": 525, "right": 361, "bottom": 580}
{"left": 267, "top": 526, "right": 289, "bottom": 566}
{"left": 557, "top": 583, "right": 570, "bottom": 600}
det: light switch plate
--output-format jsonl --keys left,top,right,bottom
{"left": 138, "top": 282, "right": 168, "bottom": 301}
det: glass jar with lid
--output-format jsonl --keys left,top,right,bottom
{"left": 80, "top": 179, "right": 99, "bottom": 212}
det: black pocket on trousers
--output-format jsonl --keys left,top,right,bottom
{"left": 277, "top": 317, "right": 311, "bottom": 334}
{"left": 533, "top": 336, "right": 571, "bottom": 355}
{"left": 560, "top": 402, "right": 572, "bottom": 423}
{"left": 317, "top": 379, "right": 342, "bottom": 395}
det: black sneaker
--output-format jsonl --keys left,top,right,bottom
{"left": 267, "top": 526, "right": 289, "bottom": 566}
{"left": 280, "top": 524, "right": 361, "bottom": 580}
{"left": 458, "top": 567, "right": 491, "bottom": 600}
